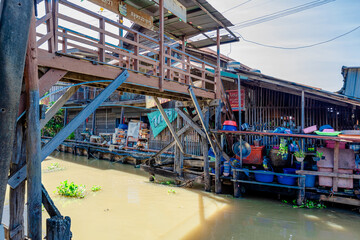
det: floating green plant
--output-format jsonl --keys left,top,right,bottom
{"left": 56, "top": 180, "right": 85, "bottom": 198}
{"left": 282, "top": 199, "right": 326, "bottom": 209}
{"left": 46, "top": 162, "right": 64, "bottom": 172}
{"left": 168, "top": 189, "right": 176, "bottom": 194}
{"left": 91, "top": 185, "right": 102, "bottom": 192}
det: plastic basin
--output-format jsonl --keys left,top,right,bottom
{"left": 283, "top": 168, "right": 296, "bottom": 174}
{"left": 278, "top": 168, "right": 297, "bottom": 185}
{"left": 254, "top": 170, "right": 274, "bottom": 183}
{"left": 222, "top": 125, "right": 237, "bottom": 131}
{"left": 305, "top": 175, "right": 316, "bottom": 188}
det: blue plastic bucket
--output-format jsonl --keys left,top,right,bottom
{"left": 305, "top": 175, "right": 316, "bottom": 188}
{"left": 222, "top": 125, "right": 237, "bottom": 131}
{"left": 283, "top": 168, "right": 296, "bottom": 174}
{"left": 254, "top": 170, "right": 274, "bottom": 183}
{"left": 278, "top": 168, "right": 297, "bottom": 185}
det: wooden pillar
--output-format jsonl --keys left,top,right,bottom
{"left": 44, "top": 0, "right": 54, "bottom": 53}
{"left": 215, "top": 103, "right": 222, "bottom": 194}
{"left": 25, "top": 13, "right": 42, "bottom": 240}
{"left": 333, "top": 141, "right": 340, "bottom": 192}
{"left": 215, "top": 28, "right": 221, "bottom": 99}
{"left": 158, "top": 0, "right": 164, "bottom": 92}
{"left": 174, "top": 109, "right": 181, "bottom": 174}
{"left": 181, "top": 36, "right": 186, "bottom": 83}
{"left": 0, "top": 0, "right": 33, "bottom": 224}
{"left": 119, "top": 107, "right": 124, "bottom": 125}
{"left": 99, "top": 17, "right": 105, "bottom": 62}
{"left": 46, "top": 216, "right": 71, "bottom": 240}
{"left": 202, "top": 107, "right": 210, "bottom": 191}
{"left": 9, "top": 121, "right": 26, "bottom": 240}
{"left": 297, "top": 176, "right": 305, "bottom": 205}
{"left": 233, "top": 170, "right": 241, "bottom": 198}
{"left": 52, "top": 0, "right": 59, "bottom": 51}
{"left": 92, "top": 110, "right": 96, "bottom": 135}
{"left": 63, "top": 108, "right": 68, "bottom": 127}
{"left": 301, "top": 91, "right": 305, "bottom": 170}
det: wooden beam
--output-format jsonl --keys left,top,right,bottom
{"left": 39, "top": 69, "right": 68, "bottom": 97}
{"left": 154, "top": 97, "right": 184, "bottom": 154}
{"left": 37, "top": 49, "right": 215, "bottom": 99}
{"left": 175, "top": 108, "right": 206, "bottom": 138}
{"left": 25, "top": 13, "right": 42, "bottom": 240}
{"left": 42, "top": 185, "right": 61, "bottom": 218}
{"left": 333, "top": 141, "right": 340, "bottom": 192}
{"left": 159, "top": 0, "right": 164, "bottom": 92}
{"left": 296, "top": 170, "right": 360, "bottom": 179}
{"left": 320, "top": 195, "right": 360, "bottom": 207}
{"left": 8, "top": 70, "right": 129, "bottom": 189}
{"left": 40, "top": 86, "right": 80, "bottom": 129}
{"left": 215, "top": 27, "right": 221, "bottom": 99}
{"left": 202, "top": 107, "right": 210, "bottom": 192}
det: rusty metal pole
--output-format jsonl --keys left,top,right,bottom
{"left": 0, "top": 0, "right": 33, "bottom": 224}
{"left": 159, "top": 0, "right": 164, "bottom": 92}
{"left": 25, "top": 12, "right": 42, "bottom": 240}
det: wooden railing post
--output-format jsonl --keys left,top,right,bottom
{"left": 159, "top": 0, "right": 164, "bottom": 92}
{"left": 45, "top": 0, "right": 54, "bottom": 53}
{"left": 181, "top": 36, "right": 186, "bottom": 83}
{"left": 215, "top": 27, "right": 221, "bottom": 98}
{"left": 99, "top": 17, "right": 105, "bottom": 62}
{"left": 186, "top": 55, "right": 190, "bottom": 84}
{"left": 201, "top": 62, "right": 205, "bottom": 88}
{"left": 133, "top": 32, "right": 139, "bottom": 71}
{"left": 52, "top": 0, "right": 59, "bottom": 51}
{"left": 62, "top": 29, "right": 67, "bottom": 53}
{"left": 166, "top": 46, "right": 171, "bottom": 79}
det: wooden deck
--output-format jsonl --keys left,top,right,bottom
{"left": 36, "top": 0, "right": 219, "bottom": 101}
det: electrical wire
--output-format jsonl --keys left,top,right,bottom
{"left": 231, "top": 0, "right": 335, "bottom": 30}
{"left": 234, "top": 25, "right": 360, "bottom": 50}
{"left": 222, "top": 0, "right": 252, "bottom": 14}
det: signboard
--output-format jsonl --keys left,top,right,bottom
{"left": 88, "top": 0, "right": 154, "bottom": 30}
{"left": 127, "top": 121, "right": 140, "bottom": 138}
{"left": 147, "top": 109, "right": 177, "bottom": 138}
{"left": 145, "top": 96, "right": 170, "bottom": 109}
{"left": 154, "top": 0, "right": 187, "bottom": 23}
{"left": 227, "top": 89, "right": 245, "bottom": 111}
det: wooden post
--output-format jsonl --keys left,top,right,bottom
{"left": 215, "top": 27, "right": 221, "bottom": 99}
{"left": 181, "top": 36, "right": 186, "bottom": 83}
{"left": 119, "top": 107, "right": 124, "bottom": 125}
{"left": 99, "top": 17, "right": 105, "bottom": 62}
{"left": 174, "top": 108, "right": 181, "bottom": 174}
{"left": 9, "top": 121, "right": 26, "bottom": 240}
{"left": 215, "top": 103, "right": 222, "bottom": 194}
{"left": 52, "top": 0, "right": 59, "bottom": 51}
{"left": 92, "top": 110, "right": 96, "bottom": 135}
{"left": 45, "top": 0, "right": 54, "bottom": 53}
{"left": 62, "top": 29, "right": 67, "bottom": 53}
{"left": 63, "top": 108, "right": 68, "bottom": 127}
{"left": 202, "top": 107, "right": 210, "bottom": 191}
{"left": 133, "top": 32, "right": 139, "bottom": 71}
{"left": 301, "top": 91, "right": 305, "bottom": 170}
{"left": 0, "top": 0, "right": 33, "bottom": 224}
{"left": 159, "top": 0, "right": 164, "bottom": 91}
{"left": 233, "top": 170, "right": 241, "bottom": 198}
{"left": 46, "top": 216, "right": 71, "bottom": 240}
{"left": 297, "top": 176, "right": 305, "bottom": 205}
{"left": 25, "top": 12, "right": 42, "bottom": 240}
{"left": 333, "top": 141, "right": 340, "bottom": 192}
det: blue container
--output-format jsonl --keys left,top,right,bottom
{"left": 254, "top": 170, "right": 274, "bottom": 183}
{"left": 305, "top": 175, "right": 316, "bottom": 188}
{"left": 118, "top": 124, "right": 128, "bottom": 130}
{"left": 222, "top": 125, "right": 237, "bottom": 131}
{"left": 278, "top": 168, "right": 297, "bottom": 185}
{"left": 278, "top": 175, "right": 297, "bottom": 185}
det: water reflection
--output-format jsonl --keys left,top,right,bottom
{"left": 41, "top": 152, "right": 360, "bottom": 240}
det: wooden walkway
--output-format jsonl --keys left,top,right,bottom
{"left": 36, "top": 0, "right": 220, "bottom": 101}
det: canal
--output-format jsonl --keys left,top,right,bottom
{"left": 8, "top": 152, "right": 360, "bottom": 239}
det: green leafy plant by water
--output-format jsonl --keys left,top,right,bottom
{"left": 91, "top": 185, "right": 102, "bottom": 192}
{"left": 282, "top": 199, "right": 326, "bottom": 209}
{"left": 56, "top": 180, "right": 86, "bottom": 198}
{"left": 168, "top": 189, "right": 176, "bottom": 194}
{"left": 46, "top": 162, "right": 64, "bottom": 172}
{"left": 42, "top": 102, "right": 64, "bottom": 137}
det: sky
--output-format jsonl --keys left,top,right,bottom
{"left": 207, "top": 0, "right": 360, "bottom": 92}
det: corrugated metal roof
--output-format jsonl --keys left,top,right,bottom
{"left": 341, "top": 66, "right": 360, "bottom": 99}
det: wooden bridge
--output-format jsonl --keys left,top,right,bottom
{"left": 1, "top": 0, "right": 237, "bottom": 239}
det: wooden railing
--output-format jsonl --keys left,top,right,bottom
{"left": 35, "top": 0, "right": 218, "bottom": 94}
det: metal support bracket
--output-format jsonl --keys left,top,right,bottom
{"left": 8, "top": 70, "right": 129, "bottom": 189}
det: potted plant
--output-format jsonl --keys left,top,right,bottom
{"left": 294, "top": 150, "right": 305, "bottom": 162}
{"left": 313, "top": 151, "right": 324, "bottom": 161}
{"left": 277, "top": 139, "right": 288, "bottom": 160}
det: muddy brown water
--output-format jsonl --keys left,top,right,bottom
{"left": 5, "top": 152, "right": 360, "bottom": 239}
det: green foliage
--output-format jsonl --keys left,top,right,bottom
{"left": 277, "top": 139, "right": 288, "bottom": 157}
{"left": 67, "top": 132, "right": 75, "bottom": 140}
{"left": 91, "top": 185, "right": 102, "bottom": 192}
{"left": 46, "top": 162, "right": 64, "bottom": 172}
{"left": 294, "top": 150, "right": 306, "bottom": 158}
{"left": 283, "top": 199, "right": 326, "bottom": 209}
{"left": 42, "top": 102, "right": 64, "bottom": 137}
{"left": 56, "top": 180, "right": 85, "bottom": 198}
{"left": 168, "top": 189, "right": 176, "bottom": 194}
{"left": 316, "top": 151, "right": 324, "bottom": 158}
